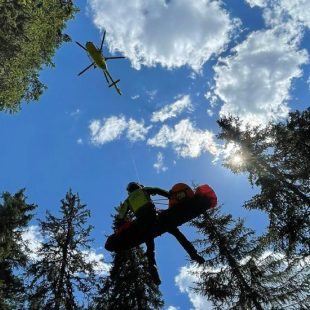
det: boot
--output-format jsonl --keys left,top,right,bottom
{"left": 149, "top": 264, "right": 161, "bottom": 285}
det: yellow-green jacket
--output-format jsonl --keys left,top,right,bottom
{"left": 118, "top": 187, "right": 170, "bottom": 220}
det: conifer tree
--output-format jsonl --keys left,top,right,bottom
{"left": 95, "top": 215, "right": 164, "bottom": 310}
{"left": 0, "top": 189, "right": 36, "bottom": 309}
{"left": 217, "top": 108, "right": 310, "bottom": 254}
{"left": 27, "top": 190, "right": 99, "bottom": 310}
{"left": 0, "top": 0, "right": 77, "bottom": 112}
{"left": 191, "top": 209, "right": 310, "bottom": 309}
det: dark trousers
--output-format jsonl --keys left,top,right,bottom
{"left": 168, "top": 227, "right": 201, "bottom": 260}
{"left": 135, "top": 205, "right": 157, "bottom": 266}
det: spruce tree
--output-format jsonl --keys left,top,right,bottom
{"left": 217, "top": 109, "right": 310, "bottom": 255}
{"left": 191, "top": 209, "right": 310, "bottom": 309}
{"left": 95, "top": 215, "right": 164, "bottom": 310}
{"left": 27, "top": 190, "right": 99, "bottom": 310}
{"left": 0, "top": 0, "right": 77, "bottom": 112}
{"left": 0, "top": 189, "right": 36, "bottom": 309}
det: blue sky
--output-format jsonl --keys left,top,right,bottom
{"left": 1, "top": 0, "right": 310, "bottom": 309}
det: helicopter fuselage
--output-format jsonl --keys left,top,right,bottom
{"left": 85, "top": 42, "right": 107, "bottom": 71}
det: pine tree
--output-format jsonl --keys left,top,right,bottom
{"left": 191, "top": 209, "right": 310, "bottom": 309}
{"left": 0, "top": 189, "right": 36, "bottom": 309}
{"left": 27, "top": 190, "right": 99, "bottom": 310}
{"left": 0, "top": 0, "right": 77, "bottom": 112}
{"left": 95, "top": 215, "right": 164, "bottom": 310}
{"left": 217, "top": 109, "right": 310, "bottom": 255}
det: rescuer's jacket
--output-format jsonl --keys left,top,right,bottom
{"left": 118, "top": 186, "right": 170, "bottom": 220}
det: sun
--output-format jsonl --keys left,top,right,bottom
{"left": 230, "top": 154, "right": 244, "bottom": 167}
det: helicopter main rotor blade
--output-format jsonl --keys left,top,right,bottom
{"left": 75, "top": 41, "right": 87, "bottom": 51}
{"left": 105, "top": 56, "right": 125, "bottom": 60}
{"left": 100, "top": 30, "right": 106, "bottom": 52}
{"left": 78, "top": 62, "right": 95, "bottom": 76}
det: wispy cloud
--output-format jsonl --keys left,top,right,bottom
{"left": 151, "top": 95, "right": 192, "bottom": 123}
{"left": 213, "top": 27, "right": 308, "bottom": 126}
{"left": 21, "top": 226, "right": 110, "bottom": 275}
{"left": 153, "top": 152, "right": 168, "bottom": 173}
{"left": 246, "top": 0, "right": 310, "bottom": 31}
{"left": 88, "top": 0, "right": 237, "bottom": 71}
{"left": 131, "top": 94, "right": 140, "bottom": 100}
{"left": 89, "top": 116, "right": 151, "bottom": 145}
{"left": 148, "top": 119, "right": 218, "bottom": 158}
{"left": 146, "top": 89, "right": 158, "bottom": 101}
{"left": 127, "top": 118, "right": 152, "bottom": 141}
{"left": 166, "top": 306, "right": 180, "bottom": 310}
{"left": 69, "top": 108, "right": 81, "bottom": 117}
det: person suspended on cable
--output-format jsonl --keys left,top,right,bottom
{"left": 117, "top": 182, "right": 170, "bottom": 285}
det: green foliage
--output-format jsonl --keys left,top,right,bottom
{"left": 191, "top": 209, "right": 310, "bottom": 309}
{"left": 217, "top": 109, "right": 310, "bottom": 255}
{"left": 95, "top": 214, "right": 164, "bottom": 310}
{"left": 27, "top": 190, "right": 99, "bottom": 310}
{"left": 0, "top": 0, "right": 77, "bottom": 112}
{"left": 0, "top": 189, "right": 36, "bottom": 309}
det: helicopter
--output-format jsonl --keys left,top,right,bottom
{"left": 76, "top": 31, "right": 125, "bottom": 95}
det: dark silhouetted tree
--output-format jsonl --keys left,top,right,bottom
{"left": 95, "top": 214, "right": 164, "bottom": 310}
{"left": 0, "top": 189, "right": 36, "bottom": 309}
{"left": 0, "top": 1, "right": 77, "bottom": 112}
{"left": 191, "top": 209, "right": 310, "bottom": 309}
{"left": 27, "top": 190, "right": 99, "bottom": 310}
{"left": 217, "top": 108, "right": 310, "bottom": 255}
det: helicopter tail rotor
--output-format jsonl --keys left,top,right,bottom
{"left": 108, "top": 79, "right": 120, "bottom": 88}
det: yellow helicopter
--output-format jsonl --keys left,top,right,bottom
{"left": 76, "top": 31, "right": 125, "bottom": 95}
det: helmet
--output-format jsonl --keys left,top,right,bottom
{"left": 126, "top": 182, "right": 142, "bottom": 193}
{"left": 169, "top": 183, "right": 194, "bottom": 208}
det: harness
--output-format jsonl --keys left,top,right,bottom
{"left": 127, "top": 188, "right": 153, "bottom": 214}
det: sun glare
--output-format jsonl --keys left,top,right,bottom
{"left": 231, "top": 154, "right": 244, "bottom": 167}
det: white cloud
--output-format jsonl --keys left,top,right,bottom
{"left": 89, "top": 116, "right": 127, "bottom": 145}
{"left": 127, "top": 118, "right": 152, "bottom": 141}
{"left": 207, "top": 109, "right": 214, "bottom": 117}
{"left": 21, "top": 225, "right": 43, "bottom": 261}
{"left": 89, "top": 116, "right": 151, "bottom": 145}
{"left": 175, "top": 265, "right": 213, "bottom": 310}
{"left": 153, "top": 152, "right": 168, "bottom": 173}
{"left": 245, "top": 0, "right": 267, "bottom": 8}
{"left": 82, "top": 250, "right": 110, "bottom": 275}
{"left": 69, "top": 108, "right": 81, "bottom": 117}
{"left": 175, "top": 253, "right": 310, "bottom": 310}
{"left": 146, "top": 89, "right": 158, "bottom": 101}
{"left": 213, "top": 28, "right": 308, "bottom": 126}
{"left": 147, "top": 119, "right": 218, "bottom": 158}
{"left": 307, "top": 76, "right": 310, "bottom": 89}
{"left": 166, "top": 306, "right": 180, "bottom": 310}
{"left": 278, "top": 0, "right": 310, "bottom": 29}
{"left": 131, "top": 94, "right": 140, "bottom": 100}
{"left": 21, "top": 226, "right": 110, "bottom": 275}
{"left": 77, "top": 138, "right": 83, "bottom": 144}
{"left": 151, "top": 95, "right": 192, "bottom": 122}
{"left": 88, "top": 0, "right": 236, "bottom": 71}
{"left": 259, "top": 0, "right": 310, "bottom": 30}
